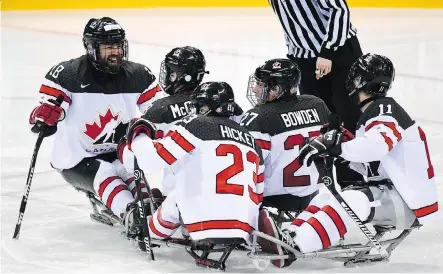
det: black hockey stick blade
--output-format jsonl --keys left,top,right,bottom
{"left": 13, "top": 95, "right": 64, "bottom": 239}
{"left": 133, "top": 158, "right": 155, "bottom": 261}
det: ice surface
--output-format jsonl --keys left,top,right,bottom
{"left": 1, "top": 8, "right": 443, "bottom": 273}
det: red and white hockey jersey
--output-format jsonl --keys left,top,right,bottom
{"left": 240, "top": 95, "right": 330, "bottom": 198}
{"left": 126, "top": 114, "right": 265, "bottom": 240}
{"left": 30, "top": 55, "right": 166, "bottom": 170}
{"left": 341, "top": 97, "right": 438, "bottom": 224}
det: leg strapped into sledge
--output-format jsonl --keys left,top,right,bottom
{"left": 87, "top": 192, "right": 122, "bottom": 226}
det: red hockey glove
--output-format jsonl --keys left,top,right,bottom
{"left": 29, "top": 100, "right": 64, "bottom": 126}
{"left": 125, "top": 118, "right": 157, "bottom": 149}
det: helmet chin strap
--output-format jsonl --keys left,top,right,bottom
{"left": 358, "top": 95, "right": 381, "bottom": 110}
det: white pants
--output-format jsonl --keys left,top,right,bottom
{"left": 148, "top": 189, "right": 259, "bottom": 242}
{"left": 288, "top": 183, "right": 416, "bottom": 253}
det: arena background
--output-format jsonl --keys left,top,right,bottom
{"left": 2, "top": 0, "right": 443, "bottom": 10}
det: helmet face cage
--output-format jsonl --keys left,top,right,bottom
{"left": 92, "top": 39, "right": 128, "bottom": 74}
{"left": 247, "top": 59, "right": 300, "bottom": 107}
{"left": 247, "top": 74, "right": 269, "bottom": 107}
{"left": 83, "top": 17, "right": 128, "bottom": 74}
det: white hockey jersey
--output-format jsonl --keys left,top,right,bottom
{"left": 124, "top": 114, "right": 265, "bottom": 240}
{"left": 240, "top": 95, "right": 331, "bottom": 198}
{"left": 30, "top": 55, "right": 166, "bottom": 170}
{"left": 341, "top": 97, "right": 438, "bottom": 224}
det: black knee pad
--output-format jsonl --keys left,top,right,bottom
{"left": 60, "top": 158, "right": 101, "bottom": 193}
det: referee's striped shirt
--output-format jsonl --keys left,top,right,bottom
{"left": 269, "top": 0, "right": 357, "bottom": 59}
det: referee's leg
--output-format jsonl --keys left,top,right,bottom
{"left": 331, "top": 36, "right": 363, "bottom": 134}
{"left": 290, "top": 56, "right": 335, "bottom": 113}
{"left": 331, "top": 36, "right": 364, "bottom": 187}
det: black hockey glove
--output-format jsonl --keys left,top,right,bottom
{"left": 117, "top": 136, "right": 128, "bottom": 164}
{"left": 125, "top": 118, "right": 157, "bottom": 149}
{"left": 299, "top": 129, "right": 345, "bottom": 167}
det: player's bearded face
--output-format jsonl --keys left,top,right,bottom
{"left": 99, "top": 43, "right": 124, "bottom": 69}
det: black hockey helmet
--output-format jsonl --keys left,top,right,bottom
{"left": 191, "top": 81, "right": 235, "bottom": 116}
{"left": 159, "top": 46, "right": 208, "bottom": 95}
{"left": 346, "top": 53, "right": 395, "bottom": 105}
{"left": 83, "top": 17, "right": 128, "bottom": 74}
{"left": 247, "top": 58, "right": 300, "bottom": 106}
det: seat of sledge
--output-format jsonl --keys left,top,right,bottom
{"left": 185, "top": 237, "right": 248, "bottom": 271}
{"left": 262, "top": 192, "right": 318, "bottom": 226}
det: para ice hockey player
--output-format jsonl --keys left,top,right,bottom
{"left": 120, "top": 46, "right": 243, "bottom": 196}
{"left": 259, "top": 53, "right": 438, "bottom": 267}
{"left": 240, "top": 58, "right": 330, "bottom": 213}
{"left": 119, "top": 46, "right": 208, "bottom": 198}
{"left": 28, "top": 17, "right": 166, "bottom": 220}
{"left": 120, "top": 81, "right": 264, "bottom": 250}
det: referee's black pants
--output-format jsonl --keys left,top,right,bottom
{"left": 289, "top": 35, "right": 364, "bottom": 186}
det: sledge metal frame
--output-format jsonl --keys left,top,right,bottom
{"left": 84, "top": 188, "right": 421, "bottom": 270}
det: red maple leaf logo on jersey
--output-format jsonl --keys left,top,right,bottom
{"left": 84, "top": 108, "right": 120, "bottom": 142}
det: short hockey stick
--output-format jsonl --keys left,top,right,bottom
{"left": 12, "top": 95, "right": 64, "bottom": 239}
{"left": 314, "top": 158, "right": 385, "bottom": 255}
{"left": 313, "top": 113, "right": 386, "bottom": 255}
{"left": 133, "top": 158, "right": 155, "bottom": 260}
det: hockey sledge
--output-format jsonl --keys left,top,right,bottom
{"left": 80, "top": 156, "right": 422, "bottom": 271}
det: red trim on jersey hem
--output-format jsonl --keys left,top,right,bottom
{"left": 185, "top": 220, "right": 253, "bottom": 233}
{"left": 413, "top": 202, "right": 438, "bottom": 218}
{"left": 167, "top": 130, "right": 195, "bottom": 152}
{"left": 365, "top": 121, "right": 402, "bottom": 141}
{"left": 98, "top": 176, "right": 120, "bottom": 197}
{"left": 248, "top": 186, "right": 263, "bottom": 205}
{"left": 256, "top": 139, "right": 271, "bottom": 150}
{"left": 322, "top": 205, "right": 347, "bottom": 237}
{"left": 157, "top": 207, "right": 180, "bottom": 230}
{"left": 39, "top": 85, "right": 72, "bottom": 104}
{"left": 153, "top": 142, "right": 177, "bottom": 165}
{"left": 137, "top": 85, "right": 162, "bottom": 104}
{"left": 305, "top": 205, "right": 320, "bottom": 214}
{"left": 106, "top": 184, "right": 128, "bottom": 208}
{"left": 149, "top": 217, "right": 169, "bottom": 238}
{"left": 307, "top": 217, "right": 331, "bottom": 249}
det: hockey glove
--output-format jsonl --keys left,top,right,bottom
{"left": 29, "top": 99, "right": 65, "bottom": 127}
{"left": 117, "top": 136, "right": 128, "bottom": 164}
{"left": 125, "top": 118, "right": 157, "bottom": 149}
{"left": 320, "top": 124, "right": 355, "bottom": 142}
{"left": 299, "top": 129, "right": 345, "bottom": 167}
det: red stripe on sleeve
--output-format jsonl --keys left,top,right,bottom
{"left": 137, "top": 85, "right": 162, "bottom": 104}
{"left": 39, "top": 85, "right": 72, "bottom": 104}
{"left": 153, "top": 142, "right": 177, "bottom": 165}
